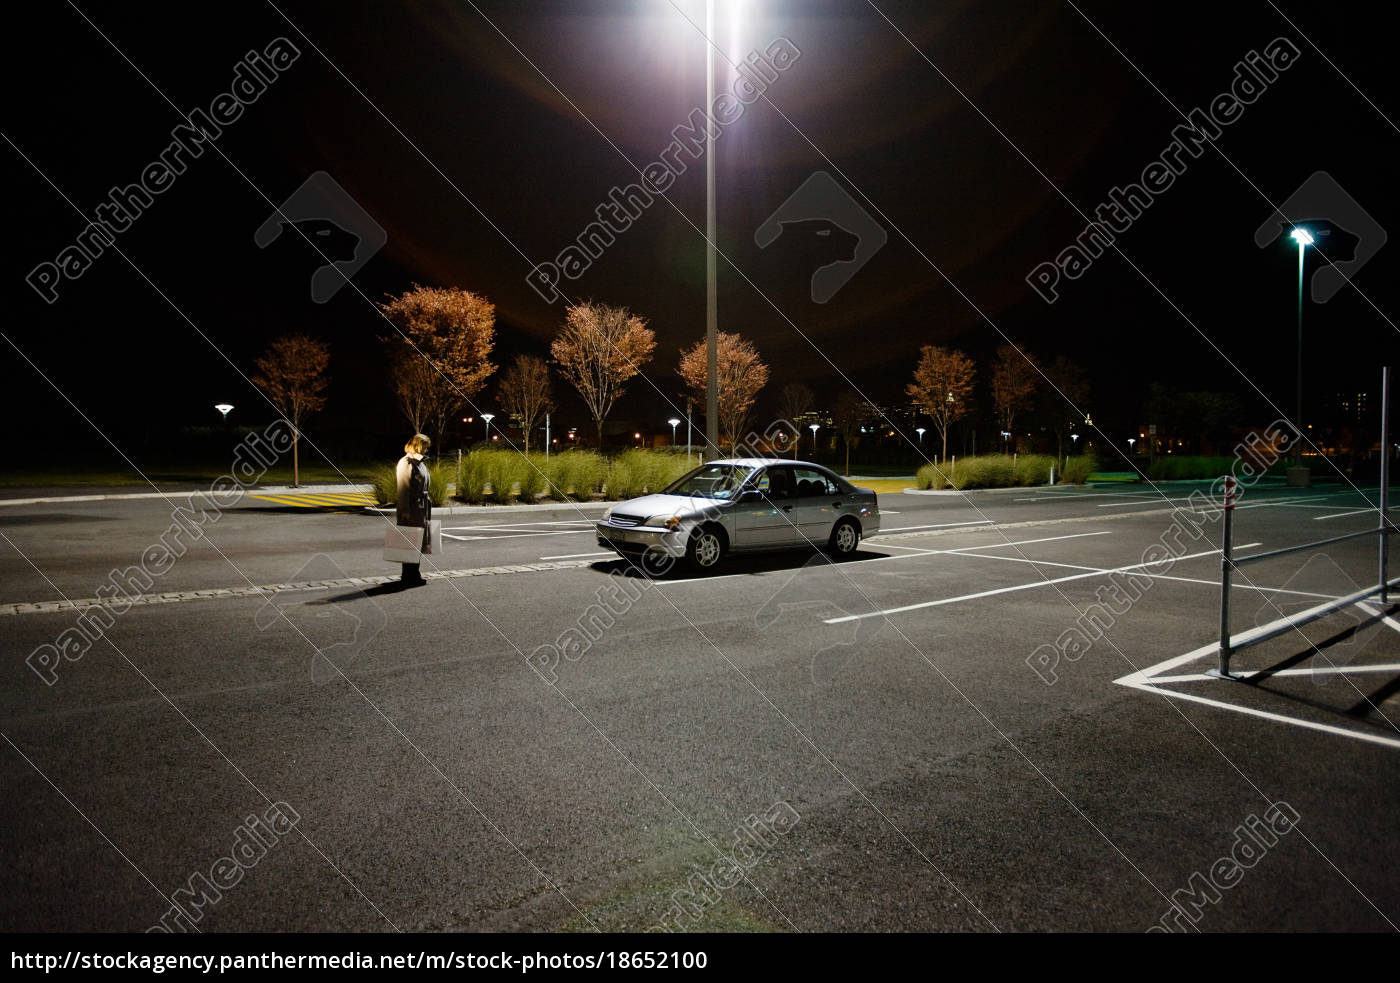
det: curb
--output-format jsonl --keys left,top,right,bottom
{"left": 367, "top": 501, "right": 613, "bottom": 521}
{"left": 0, "top": 483, "right": 375, "bottom": 507}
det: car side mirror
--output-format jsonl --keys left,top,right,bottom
{"left": 740, "top": 489, "right": 764, "bottom": 502}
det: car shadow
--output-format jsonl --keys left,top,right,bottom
{"left": 588, "top": 547, "right": 885, "bottom": 581}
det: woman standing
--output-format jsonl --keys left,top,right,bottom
{"left": 395, "top": 433, "right": 432, "bottom": 586}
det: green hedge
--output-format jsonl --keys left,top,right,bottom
{"left": 915, "top": 461, "right": 953, "bottom": 490}
{"left": 603, "top": 449, "right": 691, "bottom": 500}
{"left": 451, "top": 449, "right": 692, "bottom": 504}
{"left": 1059, "top": 454, "right": 1098, "bottom": 485}
{"left": 544, "top": 450, "right": 607, "bottom": 500}
{"left": 916, "top": 454, "right": 1097, "bottom": 490}
{"left": 369, "top": 460, "right": 452, "bottom": 506}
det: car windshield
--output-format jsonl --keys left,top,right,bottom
{"left": 661, "top": 464, "right": 756, "bottom": 500}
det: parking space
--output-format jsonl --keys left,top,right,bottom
{"left": 4, "top": 479, "right": 1398, "bottom": 931}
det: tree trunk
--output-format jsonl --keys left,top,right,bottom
{"left": 596, "top": 418, "right": 604, "bottom": 451}
{"left": 292, "top": 429, "right": 300, "bottom": 487}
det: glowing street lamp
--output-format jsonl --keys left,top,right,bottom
{"left": 915, "top": 427, "right": 926, "bottom": 444}
{"left": 1071, "top": 433, "right": 1079, "bottom": 452}
{"left": 1001, "top": 430, "right": 1011, "bottom": 454}
{"left": 1290, "top": 227, "right": 1314, "bottom": 459}
{"left": 668, "top": 417, "right": 681, "bottom": 447}
{"left": 481, "top": 413, "right": 495, "bottom": 441}
{"left": 214, "top": 403, "right": 234, "bottom": 420}
{"left": 1127, "top": 437, "right": 1137, "bottom": 455}
{"left": 809, "top": 422, "right": 820, "bottom": 456}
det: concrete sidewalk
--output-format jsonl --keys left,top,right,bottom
{"left": 0, "top": 483, "right": 373, "bottom": 507}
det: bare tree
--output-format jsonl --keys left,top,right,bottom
{"left": 678, "top": 332, "right": 771, "bottom": 452}
{"left": 831, "top": 390, "right": 871, "bottom": 476}
{"left": 498, "top": 355, "right": 554, "bottom": 454}
{"left": 251, "top": 333, "right": 330, "bottom": 487}
{"left": 1041, "top": 355, "right": 1090, "bottom": 460}
{"left": 990, "top": 344, "right": 1040, "bottom": 445}
{"left": 551, "top": 301, "right": 656, "bottom": 449}
{"left": 381, "top": 285, "right": 497, "bottom": 453}
{"left": 906, "top": 345, "right": 975, "bottom": 462}
{"left": 389, "top": 347, "right": 437, "bottom": 436}
{"left": 777, "top": 382, "right": 815, "bottom": 458}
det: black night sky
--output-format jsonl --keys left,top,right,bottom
{"left": 5, "top": 0, "right": 1398, "bottom": 468}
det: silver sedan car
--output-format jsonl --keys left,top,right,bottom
{"left": 596, "top": 458, "right": 880, "bottom": 572}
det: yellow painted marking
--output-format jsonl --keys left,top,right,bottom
{"left": 249, "top": 492, "right": 377, "bottom": 508}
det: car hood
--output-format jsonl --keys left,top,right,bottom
{"left": 609, "top": 493, "right": 728, "bottom": 519}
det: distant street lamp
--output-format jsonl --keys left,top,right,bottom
{"left": 1071, "top": 433, "right": 1079, "bottom": 452}
{"left": 809, "top": 422, "right": 821, "bottom": 456}
{"left": 915, "top": 427, "right": 926, "bottom": 444}
{"left": 1127, "top": 437, "right": 1137, "bottom": 455}
{"left": 668, "top": 417, "right": 681, "bottom": 448}
{"left": 481, "top": 413, "right": 495, "bottom": 442}
{"left": 214, "top": 403, "right": 234, "bottom": 420}
{"left": 1290, "top": 227, "right": 1314, "bottom": 461}
{"left": 1001, "top": 430, "right": 1011, "bottom": 454}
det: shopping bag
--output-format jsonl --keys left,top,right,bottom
{"left": 422, "top": 519, "right": 442, "bottom": 556}
{"left": 384, "top": 525, "right": 422, "bottom": 563}
{"left": 383, "top": 521, "right": 443, "bottom": 562}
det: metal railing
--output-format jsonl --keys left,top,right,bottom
{"left": 1215, "top": 366, "right": 1393, "bottom": 679}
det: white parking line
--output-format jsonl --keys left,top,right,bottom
{"left": 945, "top": 530, "right": 1112, "bottom": 552}
{"left": 1117, "top": 675, "right": 1400, "bottom": 750}
{"left": 444, "top": 521, "right": 593, "bottom": 532}
{"left": 1095, "top": 497, "right": 1199, "bottom": 508}
{"left": 1314, "top": 508, "right": 1379, "bottom": 521}
{"left": 876, "top": 520, "right": 993, "bottom": 533}
{"left": 1013, "top": 489, "right": 1164, "bottom": 501}
{"left": 1141, "top": 662, "right": 1400, "bottom": 685}
{"left": 824, "top": 544, "right": 1257, "bottom": 623}
{"left": 444, "top": 529, "right": 591, "bottom": 541}
{"left": 539, "top": 551, "right": 615, "bottom": 560}
{"left": 1112, "top": 605, "right": 1400, "bottom": 750}
{"left": 933, "top": 547, "right": 1350, "bottom": 601}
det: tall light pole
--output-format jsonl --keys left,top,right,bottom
{"left": 669, "top": 417, "right": 681, "bottom": 450}
{"left": 809, "top": 422, "right": 820, "bottom": 457}
{"left": 704, "top": 0, "right": 719, "bottom": 460}
{"left": 481, "top": 413, "right": 494, "bottom": 443}
{"left": 944, "top": 391, "right": 955, "bottom": 462}
{"left": 1291, "top": 227, "right": 1313, "bottom": 462}
{"left": 915, "top": 427, "right": 925, "bottom": 444}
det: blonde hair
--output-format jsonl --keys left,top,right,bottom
{"left": 404, "top": 433, "right": 431, "bottom": 455}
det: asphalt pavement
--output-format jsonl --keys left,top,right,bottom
{"left": 1, "top": 478, "right": 1396, "bottom": 932}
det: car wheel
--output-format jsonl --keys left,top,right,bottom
{"left": 686, "top": 526, "right": 725, "bottom": 571}
{"left": 827, "top": 519, "right": 860, "bottom": 556}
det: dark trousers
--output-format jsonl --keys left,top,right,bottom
{"left": 400, "top": 562, "right": 422, "bottom": 583}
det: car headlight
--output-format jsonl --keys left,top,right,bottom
{"left": 643, "top": 514, "right": 682, "bottom": 530}
{"left": 602, "top": 508, "right": 613, "bottom": 522}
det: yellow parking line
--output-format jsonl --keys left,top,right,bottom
{"left": 249, "top": 493, "right": 376, "bottom": 508}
